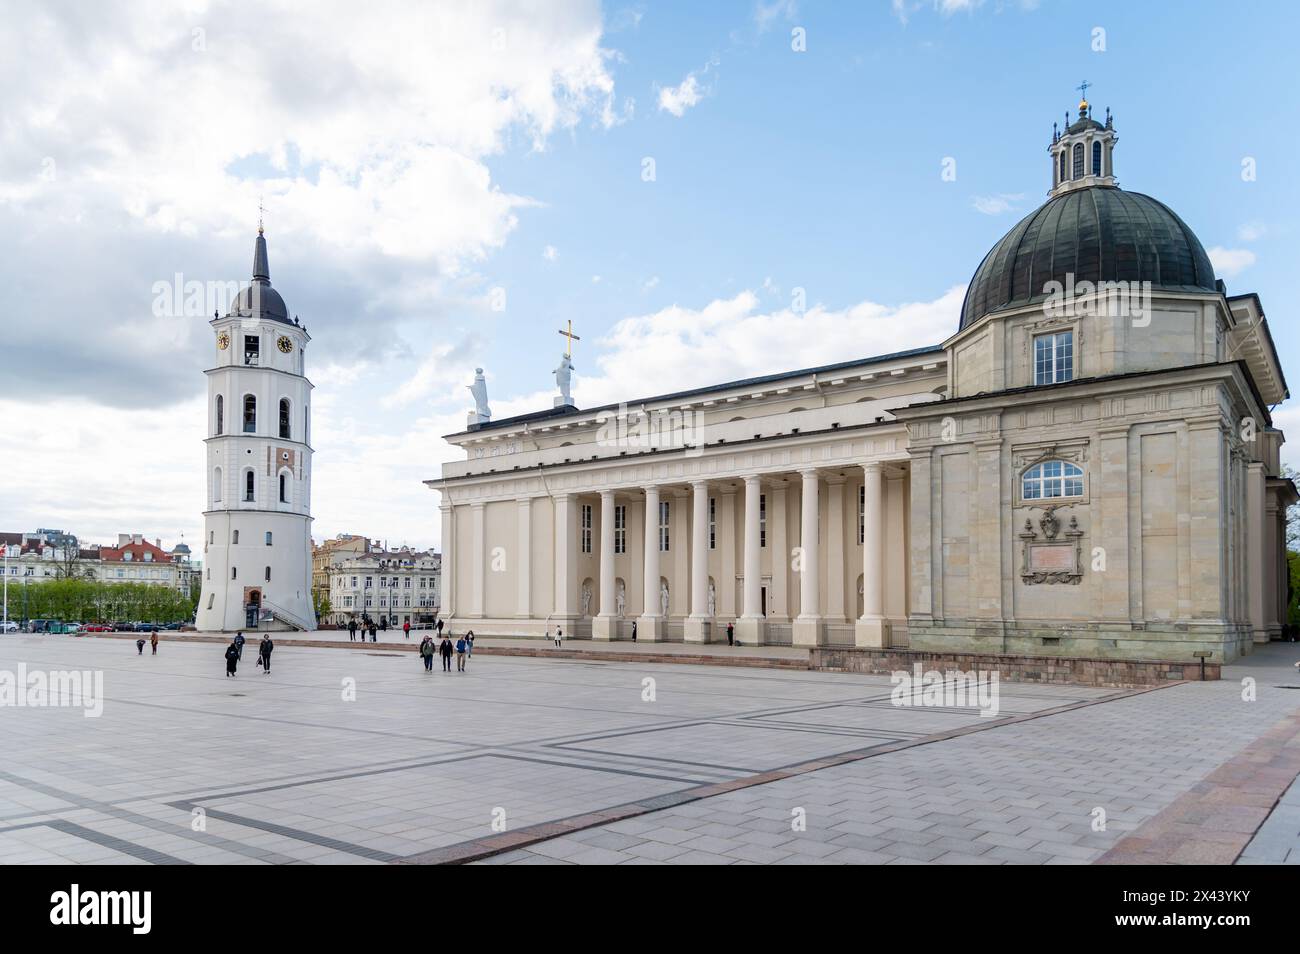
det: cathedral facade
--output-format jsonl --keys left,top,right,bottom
{"left": 430, "top": 102, "right": 1294, "bottom": 663}
{"left": 196, "top": 230, "right": 317, "bottom": 633}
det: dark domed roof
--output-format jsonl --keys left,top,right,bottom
{"left": 225, "top": 231, "right": 293, "bottom": 324}
{"left": 959, "top": 186, "right": 1217, "bottom": 330}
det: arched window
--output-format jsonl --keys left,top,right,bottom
{"left": 1072, "top": 143, "right": 1084, "bottom": 179}
{"left": 1058, "top": 149, "right": 1067, "bottom": 183}
{"left": 279, "top": 472, "right": 288, "bottom": 503}
{"left": 243, "top": 394, "right": 257, "bottom": 433}
{"left": 244, "top": 469, "right": 255, "bottom": 502}
{"left": 1091, "top": 141, "right": 1102, "bottom": 176}
{"left": 215, "top": 395, "right": 224, "bottom": 435}
{"left": 213, "top": 467, "right": 223, "bottom": 503}
{"left": 1021, "top": 460, "right": 1084, "bottom": 501}
{"left": 279, "top": 398, "right": 291, "bottom": 439}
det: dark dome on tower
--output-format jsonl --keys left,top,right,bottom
{"left": 959, "top": 186, "right": 1217, "bottom": 330}
{"left": 226, "top": 229, "right": 294, "bottom": 324}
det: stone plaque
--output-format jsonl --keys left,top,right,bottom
{"left": 1028, "top": 543, "right": 1076, "bottom": 573}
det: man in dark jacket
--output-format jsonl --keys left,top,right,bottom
{"left": 439, "top": 636, "right": 454, "bottom": 672}
{"left": 258, "top": 635, "right": 274, "bottom": 674}
{"left": 419, "top": 635, "right": 434, "bottom": 672}
{"left": 348, "top": 618, "right": 358, "bottom": 641}
{"left": 234, "top": 631, "right": 246, "bottom": 659}
{"left": 225, "top": 640, "right": 240, "bottom": 677}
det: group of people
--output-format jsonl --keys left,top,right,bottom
{"left": 134, "top": 631, "right": 159, "bottom": 655}
{"left": 346, "top": 618, "right": 379, "bottom": 642}
{"left": 418, "top": 630, "right": 473, "bottom": 672}
{"left": 224, "top": 631, "right": 273, "bottom": 676}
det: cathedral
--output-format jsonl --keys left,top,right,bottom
{"left": 430, "top": 98, "right": 1294, "bottom": 664}
{"left": 196, "top": 229, "right": 317, "bottom": 632}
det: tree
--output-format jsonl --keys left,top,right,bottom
{"left": 1285, "top": 465, "right": 1300, "bottom": 552}
{"left": 313, "top": 588, "right": 331, "bottom": 620}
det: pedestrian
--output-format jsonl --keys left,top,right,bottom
{"left": 555, "top": 625, "right": 562, "bottom": 649}
{"left": 456, "top": 635, "right": 467, "bottom": 671}
{"left": 466, "top": 630, "right": 475, "bottom": 659}
{"left": 235, "top": 631, "right": 246, "bottom": 660}
{"left": 727, "top": 621, "right": 734, "bottom": 646}
{"left": 403, "top": 620, "right": 411, "bottom": 640}
{"left": 259, "top": 635, "right": 273, "bottom": 674}
{"left": 136, "top": 637, "right": 145, "bottom": 655}
{"left": 436, "top": 618, "right": 444, "bottom": 637}
{"left": 348, "top": 618, "right": 357, "bottom": 641}
{"left": 420, "top": 635, "right": 434, "bottom": 672}
{"left": 369, "top": 622, "right": 377, "bottom": 643}
{"left": 631, "top": 620, "right": 637, "bottom": 643}
{"left": 150, "top": 630, "right": 158, "bottom": 655}
{"left": 381, "top": 618, "right": 388, "bottom": 632}
{"left": 225, "top": 639, "right": 239, "bottom": 677}
{"left": 440, "top": 635, "right": 453, "bottom": 672}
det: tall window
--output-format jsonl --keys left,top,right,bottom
{"left": 1072, "top": 142, "right": 1084, "bottom": 179}
{"left": 264, "top": 566, "right": 271, "bottom": 582}
{"left": 581, "top": 504, "right": 593, "bottom": 554}
{"left": 244, "top": 334, "right": 260, "bottom": 366}
{"left": 1058, "top": 149, "right": 1067, "bottom": 183}
{"left": 614, "top": 505, "right": 626, "bottom": 554}
{"left": 759, "top": 494, "right": 767, "bottom": 548}
{"left": 213, "top": 467, "right": 222, "bottom": 503}
{"left": 265, "top": 531, "right": 273, "bottom": 546}
{"left": 279, "top": 473, "right": 288, "bottom": 503}
{"left": 1034, "top": 331, "right": 1074, "bottom": 385}
{"left": 858, "top": 485, "right": 865, "bottom": 545}
{"left": 659, "top": 500, "right": 670, "bottom": 552}
{"left": 232, "top": 530, "right": 239, "bottom": 544}
{"left": 244, "top": 470, "right": 255, "bottom": 502}
{"left": 1022, "top": 460, "right": 1085, "bottom": 500}
{"left": 279, "top": 398, "right": 291, "bottom": 439}
{"left": 215, "top": 395, "right": 224, "bottom": 435}
{"left": 1091, "top": 140, "right": 1102, "bottom": 176}
{"left": 243, "top": 394, "right": 256, "bottom": 433}
{"left": 708, "top": 497, "right": 716, "bottom": 549}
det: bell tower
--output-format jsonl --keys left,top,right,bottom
{"left": 195, "top": 228, "right": 317, "bottom": 632}
{"left": 1049, "top": 82, "right": 1117, "bottom": 197}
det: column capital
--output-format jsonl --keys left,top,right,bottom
{"left": 799, "top": 468, "right": 820, "bottom": 481}
{"left": 862, "top": 460, "right": 884, "bottom": 475}
{"left": 741, "top": 474, "right": 762, "bottom": 487}
{"left": 470, "top": 501, "right": 486, "bottom": 511}
{"left": 690, "top": 478, "right": 709, "bottom": 490}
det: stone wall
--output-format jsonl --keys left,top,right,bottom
{"left": 809, "top": 645, "right": 1217, "bottom": 688}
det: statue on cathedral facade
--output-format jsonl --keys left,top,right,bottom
{"left": 467, "top": 367, "right": 491, "bottom": 427}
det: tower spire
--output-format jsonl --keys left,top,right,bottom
{"left": 252, "top": 229, "right": 270, "bottom": 283}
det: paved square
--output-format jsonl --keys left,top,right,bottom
{"left": 0, "top": 635, "right": 1296, "bottom": 864}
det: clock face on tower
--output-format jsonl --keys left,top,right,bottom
{"left": 277, "top": 335, "right": 293, "bottom": 354}
{"left": 217, "top": 332, "right": 230, "bottom": 350}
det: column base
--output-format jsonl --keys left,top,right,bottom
{"left": 735, "top": 616, "right": 766, "bottom": 646}
{"left": 792, "top": 617, "right": 825, "bottom": 647}
{"left": 684, "top": 617, "right": 713, "bottom": 643}
{"left": 592, "top": 615, "right": 620, "bottom": 641}
{"left": 634, "top": 615, "right": 665, "bottom": 642}
{"left": 855, "top": 616, "right": 891, "bottom": 649}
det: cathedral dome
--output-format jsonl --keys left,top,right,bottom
{"left": 958, "top": 186, "right": 1217, "bottom": 330}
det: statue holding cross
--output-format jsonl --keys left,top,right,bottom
{"left": 554, "top": 320, "right": 579, "bottom": 407}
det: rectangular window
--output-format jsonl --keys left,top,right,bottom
{"left": 264, "top": 566, "right": 271, "bottom": 582}
{"left": 351, "top": 576, "right": 357, "bottom": 587}
{"left": 365, "top": 576, "right": 372, "bottom": 588}
{"left": 231, "top": 567, "right": 237, "bottom": 579}
{"left": 207, "top": 594, "right": 214, "bottom": 610}
{"left": 244, "top": 334, "right": 260, "bottom": 366}
{"left": 265, "top": 531, "right": 272, "bottom": 546}
{"left": 1034, "top": 331, "right": 1074, "bottom": 385}
{"left": 232, "top": 530, "right": 239, "bottom": 544}
{"left": 659, "top": 500, "right": 670, "bottom": 552}
{"left": 614, "top": 505, "right": 627, "bottom": 554}
{"left": 581, "top": 504, "right": 593, "bottom": 554}
{"left": 708, "top": 497, "right": 716, "bottom": 550}
{"left": 759, "top": 494, "right": 767, "bottom": 548}
{"left": 858, "top": 485, "right": 865, "bottom": 545}
{"left": 404, "top": 578, "right": 411, "bottom": 588}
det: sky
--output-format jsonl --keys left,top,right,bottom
{"left": 2, "top": 0, "right": 1298, "bottom": 554}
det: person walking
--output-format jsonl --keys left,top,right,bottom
{"left": 150, "top": 630, "right": 159, "bottom": 655}
{"left": 631, "top": 620, "right": 637, "bottom": 643}
{"left": 465, "top": 630, "right": 475, "bottom": 659}
{"left": 455, "top": 635, "right": 467, "bottom": 671}
{"left": 235, "top": 631, "right": 246, "bottom": 660}
{"left": 225, "top": 639, "right": 240, "bottom": 677}
{"left": 259, "top": 635, "right": 274, "bottom": 674}
{"left": 726, "top": 621, "right": 734, "bottom": 646}
{"left": 403, "top": 620, "right": 411, "bottom": 640}
{"left": 369, "top": 622, "right": 377, "bottom": 643}
{"left": 439, "top": 635, "right": 454, "bottom": 672}
{"left": 420, "top": 635, "right": 434, "bottom": 672}
{"left": 348, "top": 618, "right": 357, "bottom": 641}
{"left": 136, "top": 637, "right": 146, "bottom": 655}
{"left": 436, "top": 618, "right": 444, "bottom": 637}
{"left": 554, "top": 625, "right": 563, "bottom": 649}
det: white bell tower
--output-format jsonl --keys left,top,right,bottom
{"left": 196, "top": 228, "right": 317, "bottom": 632}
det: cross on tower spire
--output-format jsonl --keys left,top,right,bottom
{"left": 258, "top": 195, "right": 266, "bottom": 235}
{"left": 557, "top": 319, "right": 581, "bottom": 358}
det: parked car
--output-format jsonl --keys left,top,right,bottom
{"left": 135, "top": 622, "right": 159, "bottom": 633}
{"left": 112, "top": 621, "right": 133, "bottom": 632}
{"left": 163, "top": 621, "right": 183, "bottom": 630}
{"left": 83, "top": 623, "right": 111, "bottom": 633}
{"left": 1, "top": 620, "right": 18, "bottom": 634}
{"left": 27, "top": 619, "right": 59, "bottom": 634}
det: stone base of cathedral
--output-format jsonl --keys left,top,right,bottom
{"left": 684, "top": 617, "right": 713, "bottom": 643}
{"left": 734, "top": 616, "right": 765, "bottom": 646}
{"left": 854, "top": 616, "right": 890, "bottom": 649}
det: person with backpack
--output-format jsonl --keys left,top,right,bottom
{"left": 234, "top": 631, "right": 246, "bottom": 660}
{"left": 465, "top": 630, "right": 475, "bottom": 659}
{"left": 455, "top": 635, "right": 467, "bottom": 671}
{"left": 348, "top": 618, "right": 358, "bottom": 641}
{"left": 420, "top": 635, "right": 434, "bottom": 672}
{"left": 554, "top": 625, "right": 562, "bottom": 649}
{"left": 258, "top": 635, "right": 274, "bottom": 674}
{"left": 439, "top": 635, "right": 454, "bottom": 672}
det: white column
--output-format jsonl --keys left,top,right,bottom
{"left": 439, "top": 503, "right": 455, "bottom": 620}
{"left": 638, "top": 486, "right": 663, "bottom": 641}
{"left": 685, "top": 479, "right": 711, "bottom": 642}
{"left": 516, "top": 497, "right": 531, "bottom": 620}
{"left": 826, "top": 475, "right": 846, "bottom": 621}
{"left": 793, "top": 469, "right": 823, "bottom": 646}
{"left": 469, "top": 502, "right": 485, "bottom": 618}
{"left": 737, "top": 475, "right": 765, "bottom": 645}
{"left": 553, "top": 493, "right": 576, "bottom": 620}
{"left": 593, "top": 490, "right": 618, "bottom": 639}
{"left": 856, "top": 461, "right": 889, "bottom": 647}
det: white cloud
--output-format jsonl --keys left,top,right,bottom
{"left": 543, "top": 244, "right": 560, "bottom": 262}
{"left": 658, "top": 73, "right": 705, "bottom": 117}
{"left": 1237, "top": 222, "right": 1267, "bottom": 242}
{"left": 1207, "top": 246, "right": 1257, "bottom": 278}
{"left": 754, "top": 0, "right": 798, "bottom": 32}
{"left": 971, "top": 193, "right": 1024, "bottom": 215}
{"left": 641, "top": 276, "right": 660, "bottom": 292}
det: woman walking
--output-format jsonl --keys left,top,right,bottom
{"left": 224, "top": 639, "right": 240, "bottom": 677}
